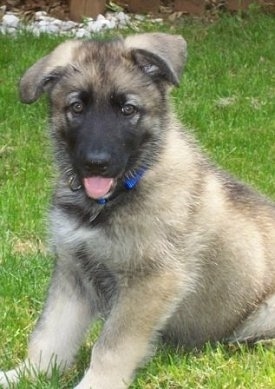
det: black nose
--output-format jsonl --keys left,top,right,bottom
{"left": 83, "top": 151, "right": 111, "bottom": 175}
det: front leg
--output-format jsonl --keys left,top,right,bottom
{"left": 0, "top": 261, "right": 96, "bottom": 387}
{"left": 75, "top": 271, "right": 182, "bottom": 389}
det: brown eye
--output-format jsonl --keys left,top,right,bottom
{"left": 71, "top": 101, "right": 84, "bottom": 114}
{"left": 121, "top": 104, "right": 137, "bottom": 116}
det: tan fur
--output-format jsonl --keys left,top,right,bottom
{"left": 1, "top": 33, "right": 275, "bottom": 389}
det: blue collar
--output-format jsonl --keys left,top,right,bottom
{"left": 96, "top": 167, "right": 147, "bottom": 205}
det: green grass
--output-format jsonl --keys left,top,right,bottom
{"left": 0, "top": 10, "right": 275, "bottom": 388}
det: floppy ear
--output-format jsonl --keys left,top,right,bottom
{"left": 125, "top": 33, "right": 187, "bottom": 86}
{"left": 19, "top": 40, "right": 82, "bottom": 104}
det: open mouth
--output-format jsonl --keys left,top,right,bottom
{"left": 83, "top": 176, "right": 117, "bottom": 200}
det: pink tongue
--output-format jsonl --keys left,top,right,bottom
{"left": 83, "top": 177, "right": 114, "bottom": 199}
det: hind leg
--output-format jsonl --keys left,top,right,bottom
{"left": 228, "top": 294, "right": 275, "bottom": 343}
{"left": 0, "top": 264, "right": 95, "bottom": 387}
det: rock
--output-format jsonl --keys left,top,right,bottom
{"left": 75, "top": 28, "right": 91, "bottom": 38}
{"left": 0, "top": 8, "right": 162, "bottom": 37}
{"left": 107, "top": 17, "right": 117, "bottom": 29}
{"left": 134, "top": 14, "right": 146, "bottom": 21}
{"left": 87, "top": 17, "right": 112, "bottom": 32}
{"left": 2, "top": 14, "right": 20, "bottom": 29}
{"left": 96, "top": 14, "right": 106, "bottom": 21}
{"left": 45, "top": 24, "right": 61, "bottom": 34}
{"left": 116, "top": 11, "right": 130, "bottom": 26}
{"left": 0, "top": 5, "right": 7, "bottom": 14}
{"left": 86, "top": 19, "right": 96, "bottom": 32}
{"left": 1, "top": 26, "right": 18, "bottom": 35}
{"left": 61, "top": 20, "right": 78, "bottom": 31}
{"left": 105, "top": 13, "right": 118, "bottom": 28}
{"left": 34, "top": 11, "right": 48, "bottom": 21}
{"left": 27, "top": 24, "right": 41, "bottom": 36}
{"left": 151, "top": 18, "right": 163, "bottom": 23}
{"left": 36, "top": 20, "right": 59, "bottom": 34}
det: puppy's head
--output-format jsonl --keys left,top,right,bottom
{"left": 20, "top": 34, "right": 187, "bottom": 201}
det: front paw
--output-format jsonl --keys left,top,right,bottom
{"left": 73, "top": 369, "right": 95, "bottom": 389}
{"left": 0, "top": 368, "right": 20, "bottom": 388}
{"left": 73, "top": 370, "right": 128, "bottom": 389}
{"left": 73, "top": 374, "right": 92, "bottom": 389}
{"left": 0, "top": 371, "right": 9, "bottom": 388}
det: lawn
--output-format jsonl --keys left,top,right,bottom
{"left": 0, "top": 9, "right": 275, "bottom": 389}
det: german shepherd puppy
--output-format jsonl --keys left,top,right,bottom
{"left": 1, "top": 33, "right": 275, "bottom": 389}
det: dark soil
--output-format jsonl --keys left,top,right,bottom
{"left": 1, "top": 0, "right": 70, "bottom": 20}
{"left": 1, "top": 0, "right": 274, "bottom": 22}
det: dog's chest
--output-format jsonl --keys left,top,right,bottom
{"left": 51, "top": 207, "right": 149, "bottom": 269}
